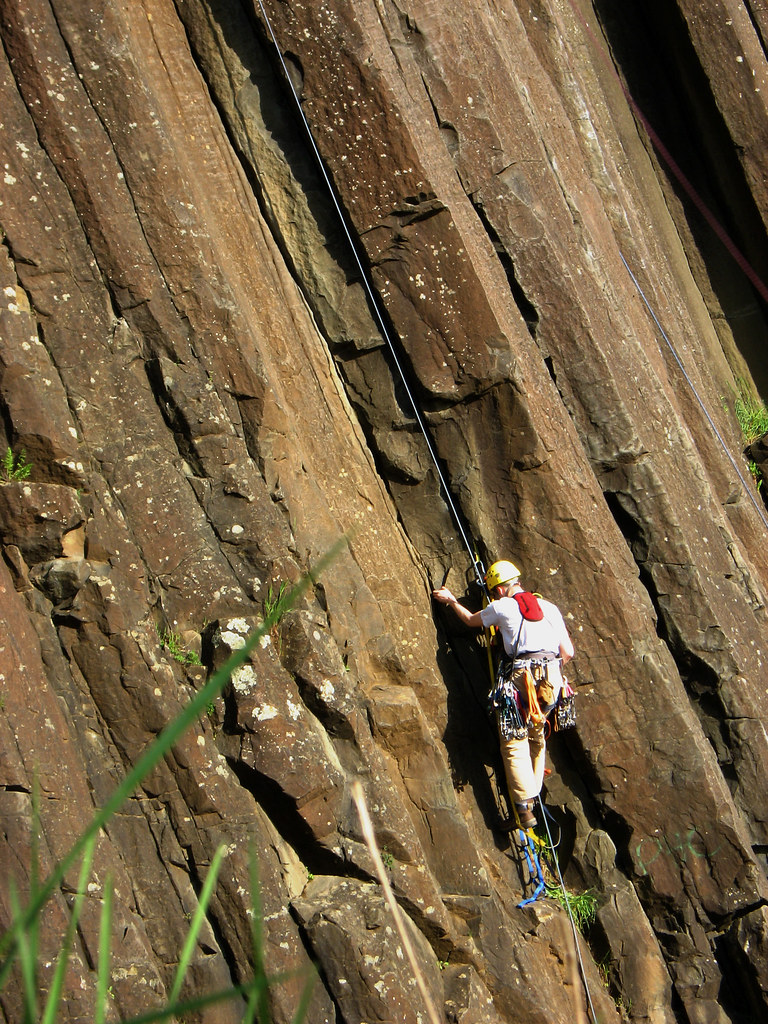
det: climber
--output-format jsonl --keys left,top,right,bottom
{"left": 433, "top": 559, "right": 574, "bottom": 829}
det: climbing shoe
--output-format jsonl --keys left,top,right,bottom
{"left": 515, "top": 802, "right": 536, "bottom": 829}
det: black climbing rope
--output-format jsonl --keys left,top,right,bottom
{"left": 254, "top": 0, "right": 486, "bottom": 591}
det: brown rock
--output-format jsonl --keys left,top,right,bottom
{"left": 3, "top": 0, "right": 768, "bottom": 1021}
{"left": 0, "top": 483, "right": 84, "bottom": 565}
{"left": 724, "top": 905, "right": 768, "bottom": 1015}
{"left": 292, "top": 876, "right": 443, "bottom": 1024}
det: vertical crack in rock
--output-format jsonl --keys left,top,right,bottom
{"left": 226, "top": 758, "right": 364, "bottom": 881}
{"left": 593, "top": 0, "right": 768, "bottom": 399}
{"left": 173, "top": 0, "right": 458, "bottom": 564}
{"left": 469, "top": 196, "right": 540, "bottom": 340}
{"left": 744, "top": 1, "right": 768, "bottom": 58}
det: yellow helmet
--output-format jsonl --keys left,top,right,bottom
{"left": 485, "top": 560, "right": 521, "bottom": 590}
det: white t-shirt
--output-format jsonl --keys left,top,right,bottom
{"left": 479, "top": 594, "right": 573, "bottom": 660}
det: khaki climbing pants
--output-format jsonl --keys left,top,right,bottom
{"left": 496, "top": 715, "right": 547, "bottom": 804}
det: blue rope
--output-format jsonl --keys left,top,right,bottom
{"left": 516, "top": 828, "right": 546, "bottom": 907}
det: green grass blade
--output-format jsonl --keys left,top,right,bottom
{"left": 168, "top": 844, "right": 226, "bottom": 1005}
{"left": 245, "top": 846, "right": 270, "bottom": 1024}
{"left": 0, "top": 536, "right": 347, "bottom": 976}
{"left": 94, "top": 876, "right": 113, "bottom": 1024}
{"left": 27, "top": 781, "right": 41, "bottom": 994}
{"left": 41, "top": 835, "right": 97, "bottom": 1024}
{"left": 8, "top": 881, "right": 37, "bottom": 1024}
{"left": 121, "top": 976, "right": 266, "bottom": 1024}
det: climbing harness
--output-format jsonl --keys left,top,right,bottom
{"left": 490, "top": 654, "right": 555, "bottom": 738}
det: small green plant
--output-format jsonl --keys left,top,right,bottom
{"left": 2, "top": 447, "right": 31, "bottom": 482}
{"left": 545, "top": 883, "right": 598, "bottom": 933}
{"left": 733, "top": 379, "right": 768, "bottom": 445}
{"left": 381, "top": 848, "right": 395, "bottom": 871}
{"left": 158, "top": 627, "right": 202, "bottom": 666}
{"left": 264, "top": 580, "right": 289, "bottom": 621}
{"left": 204, "top": 699, "right": 218, "bottom": 738}
{"left": 748, "top": 459, "right": 764, "bottom": 492}
{"left": 264, "top": 580, "right": 290, "bottom": 653}
{"left": 597, "top": 954, "right": 612, "bottom": 988}
{"left": 597, "top": 955, "right": 633, "bottom": 1016}
{"left": 437, "top": 959, "right": 449, "bottom": 971}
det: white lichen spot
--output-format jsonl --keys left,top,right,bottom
{"left": 197, "top": 734, "right": 205, "bottom": 747}
{"left": 221, "top": 630, "right": 247, "bottom": 650}
{"left": 231, "top": 524, "right": 244, "bottom": 535}
{"left": 252, "top": 703, "right": 279, "bottom": 721}
{"left": 319, "top": 679, "right": 335, "bottom": 702}
{"left": 231, "top": 664, "right": 257, "bottom": 694}
{"left": 287, "top": 699, "right": 302, "bottom": 721}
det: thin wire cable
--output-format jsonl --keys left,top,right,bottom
{"left": 535, "top": 794, "right": 599, "bottom": 1024}
{"left": 620, "top": 253, "right": 768, "bottom": 531}
{"left": 254, "top": 0, "right": 485, "bottom": 587}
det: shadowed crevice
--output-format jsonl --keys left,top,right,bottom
{"left": 593, "top": 0, "right": 768, "bottom": 400}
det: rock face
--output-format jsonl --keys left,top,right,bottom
{"left": 1, "top": 0, "right": 768, "bottom": 1021}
